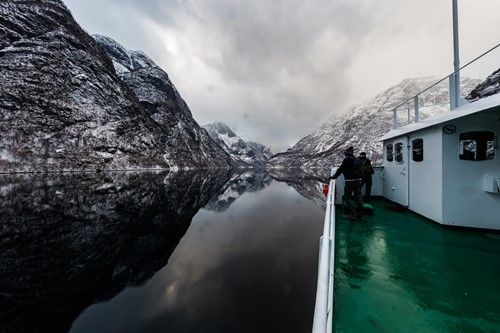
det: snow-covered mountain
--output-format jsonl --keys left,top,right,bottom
{"left": 267, "top": 76, "right": 481, "bottom": 173}
{"left": 203, "top": 121, "right": 273, "bottom": 167}
{"left": 0, "top": 0, "right": 235, "bottom": 172}
{"left": 93, "top": 35, "right": 238, "bottom": 170}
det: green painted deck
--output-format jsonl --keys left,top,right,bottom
{"left": 333, "top": 198, "right": 500, "bottom": 333}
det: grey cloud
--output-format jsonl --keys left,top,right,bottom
{"left": 64, "top": 0, "right": 500, "bottom": 153}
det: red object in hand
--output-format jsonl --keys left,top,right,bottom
{"left": 322, "top": 184, "right": 329, "bottom": 196}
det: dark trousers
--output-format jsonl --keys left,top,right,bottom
{"left": 344, "top": 179, "right": 364, "bottom": 217}
{"left": 361, "top": 176, "right": 372, "bottom": 201}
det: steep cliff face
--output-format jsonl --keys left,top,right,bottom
{"left": 93, "top": 35, "right": 236, "bottom": 169}
{"left": 466, "top": 68, "right": 500, "bottom": 102}
{"left": 203, "top": 121, "right": 273, "bottom": 167}
{"left": 0, "top": 0, "right": 234, "bottom": 172}
{"left": 267, "top": 76, "right": 480, "bottom": 172}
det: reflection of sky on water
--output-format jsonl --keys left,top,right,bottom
{"left": 70, "top": 181, "right": 325, "bottom": 333}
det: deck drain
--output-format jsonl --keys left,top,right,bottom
{"left": 385, "top": 206, "right": 406, "bottom": 212}
{"left": 486, "top": 234, "right": 500, "bottom": 240}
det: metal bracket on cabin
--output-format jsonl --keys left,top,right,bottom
{"left": 484, "top": 174, "right": 500, "bottom": 193}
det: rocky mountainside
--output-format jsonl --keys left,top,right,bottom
{"left": 0, "top": 0, "right": 234, "bottom": 173}
{"left": 466, "top": 68, "right": 500, "bottom": 102}
{"left": 93, "top": 35, "right": 237, "bottom": 170}
{"left": 203, "top": 121, "right": 273, "bottom": 167}
{"left": 267, "top": 76, "right": 480, "bottom": 174}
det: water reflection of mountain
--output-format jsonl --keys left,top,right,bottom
{"left": 268, "top": 169, "right": 329, "bottom": 208}
{"left": 0, "top": 170, "right": 232, "bottom": 333}
{"left": 204, "top": 170, "right": 273, "bottom": 212}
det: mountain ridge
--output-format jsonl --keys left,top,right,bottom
{"left": 93, "top": 34, "right": 240, "bottom": 170}
{"left": 0, "top": 0, "right": 236, "bottom": 173}
{"left": 267, "top": 76, "right": 481, "bottom": 175}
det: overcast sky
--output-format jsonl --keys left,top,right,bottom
{"left": 63, "top": 0, "right": 500, "bottom": 153}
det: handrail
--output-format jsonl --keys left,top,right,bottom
{"left": 392, "top": 44, "right": 500, "bottom": 128}
{"left": 392, "top": 42, "right": 500, "bottom": 113}
{"left": 312, "top": 171, "right": 336, "bottom": 333}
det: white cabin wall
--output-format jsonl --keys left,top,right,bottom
{"left": 442, "top": 113, "right": 500, "bottom": 230}
{"left": 371, "top": 167, "right": 383, "bottom": 196}
{"left": 407, "top": 129, "right": 443, "bottom": 223}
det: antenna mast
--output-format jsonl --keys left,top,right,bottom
{"left": 452, "top": 0, "right": 460, "bottom": 109}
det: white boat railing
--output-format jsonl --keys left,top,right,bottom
{"left": 312, "top": 173, "right": 336, "bottom": 333}
{"left": 391, "top": 41, "right": 500, "bottom": 128}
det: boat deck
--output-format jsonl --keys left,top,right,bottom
{"left": 333, "top": 198, "right": 500, "bottom": 333}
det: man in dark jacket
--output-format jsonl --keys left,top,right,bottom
{"left": 330, "top": 146, "right": 364, "bottom": 219}
{"left": 358, "top": 152, "right": 375, "bottom": 202}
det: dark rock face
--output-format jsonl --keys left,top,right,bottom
{"left": 93, "top": 35, "right": 237, "bottom": 169}
{"left": 466, "top": 68, "right": 500, "bottom": 102}
{"left": 0, "top": 0, "right": 234, "bottom": 172}
{"left": 0, "top": 169, "right": 233, "bottom": 333}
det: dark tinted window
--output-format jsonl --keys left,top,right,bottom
{"left": 395, "top": 142, "right": 404, "bottom": 163}
{"left": 386, "top": 144, "right": 393, "bottom": 162}
{"left": 412, "top": 138, "right": 423, "bottom": 162}
{"left": 459, "top": 131, "right": 495, "bottom": 161}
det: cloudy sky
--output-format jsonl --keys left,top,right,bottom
{"left": 64, "top": 0, "right": 500, "bottom": 153}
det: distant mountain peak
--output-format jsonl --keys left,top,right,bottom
{"left": 93, "top": 34, "right": 156, "bottom": 74}
{"left": 203, "top": 122, "right": 273, "bottom": 166}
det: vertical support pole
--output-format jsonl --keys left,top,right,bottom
{"left": 393, "top": 109, "right": 397, "bottom": 129}
{"left": 414, "top": 95, "right": 419, "bottom": 123}
{"left": 407, "top": 107, "right": 410, "bottom": 124}
{"left": 452, "top": 0, "right": 460, "bottom": 109}
{"left": 449, "top": 74, "right": 456, "bottom": 110}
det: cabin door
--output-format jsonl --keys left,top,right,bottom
{"left": 383, "top": 138, "right": 409, "bottom": 206}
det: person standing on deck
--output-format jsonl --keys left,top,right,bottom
{"left": 329, "top": 146, "right": 364, "bottom": 220}
{"left": 358, "top": 152, "right": 374, "bottom": 202}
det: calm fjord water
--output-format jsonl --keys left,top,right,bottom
{"left": 0, "top": 170, "right": 327, "bottom": 333}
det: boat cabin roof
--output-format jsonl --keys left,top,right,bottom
{"left": 379, "top": 93, "right": 500, "bottom": 142}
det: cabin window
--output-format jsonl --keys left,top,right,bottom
{"left": 386, "top": 144, "right": 393, "bottom": 162}
{"left": 395, "top": 142, "right": 404, "bottom": 163}
{"left": 459, "top": 131, "right": 495, "bottom": 161}
{"left": 412, "top": 138, "right": 423, "bottom": 162}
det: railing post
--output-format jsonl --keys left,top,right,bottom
{"left": 449, "top": 74, "right": 456, "bottom": 110}
{"left": 414, "top": 95, "right": 419, "bottom": 123}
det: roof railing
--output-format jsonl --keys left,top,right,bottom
{"left": 392, "top": 42, "right": 500, "bottom": 129}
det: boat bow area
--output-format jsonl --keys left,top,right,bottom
{"left": 332, "top": 198, "right": 500, "bottom": 332}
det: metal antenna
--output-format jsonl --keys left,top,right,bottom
{"left": 452, "top": 0, "right": 460, "bottom": 109}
